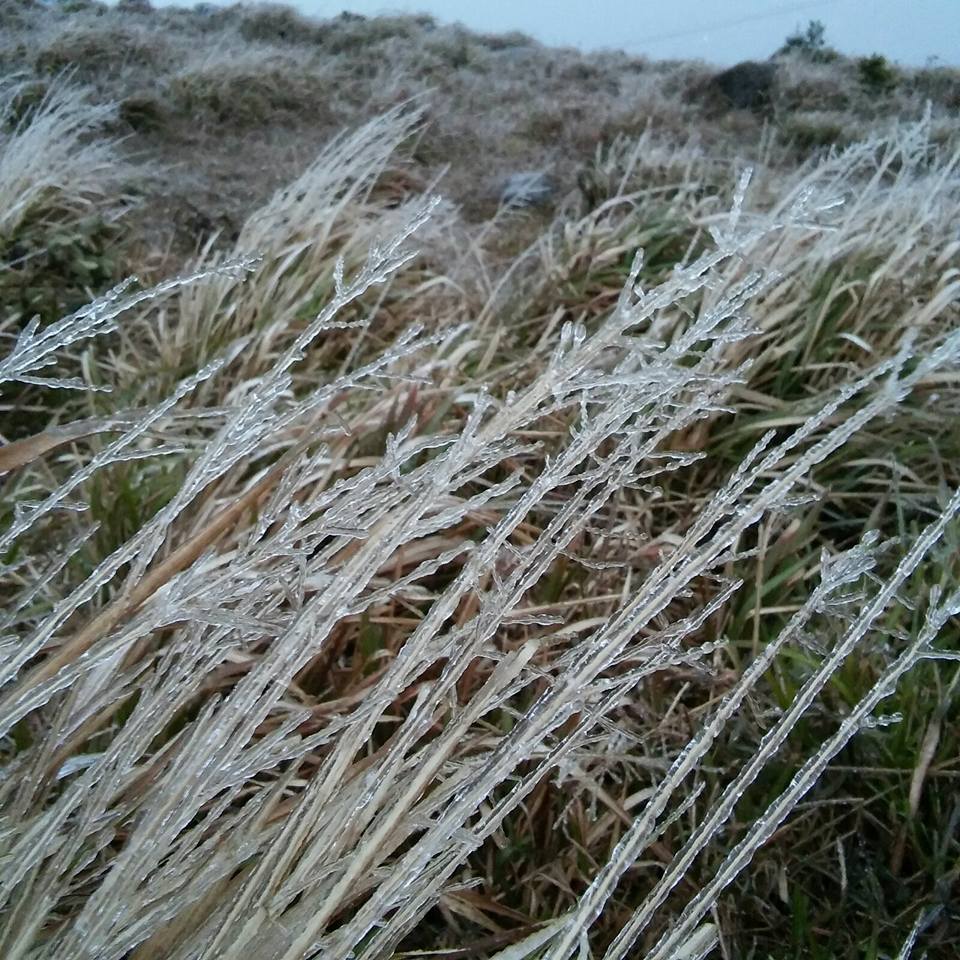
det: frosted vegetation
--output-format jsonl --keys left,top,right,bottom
{"left": 1, "top": 61, "right": 959, "bottom": 960}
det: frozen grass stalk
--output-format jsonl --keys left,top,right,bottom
{"left": 1, "top": 76, "right": 959, "bottom": 960}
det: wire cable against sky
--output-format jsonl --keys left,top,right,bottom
{"left": 620, "top": 0, "right": 844, "bottom": 49}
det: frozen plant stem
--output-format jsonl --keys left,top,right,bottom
{"left": 607, "top": 489, "right": 960, "bottom": 960}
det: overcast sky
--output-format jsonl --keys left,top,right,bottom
{"left": 296, "top": 0, "right": 958, "bottom": 65}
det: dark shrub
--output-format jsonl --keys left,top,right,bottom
{"left": 858, "top": 54, "right": 897, "bottom": 95}
{"left": 711, "top": 61, "right": 777, "bottom": 110}
{"left": 778, "top": 19, "right": 839, "bottom": 63}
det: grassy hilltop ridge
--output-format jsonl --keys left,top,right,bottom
{"left": 2, "top": 1, "right": 959, "bottom": 265}
{"left": 1, "top": 3, "right": 959, "bottom": 958}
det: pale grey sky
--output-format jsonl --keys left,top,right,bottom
{"left": 295, "top": 0, "right": 958, "bottom": 65}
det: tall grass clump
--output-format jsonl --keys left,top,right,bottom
{"left": 1, "top": 73, "right": 959, "bottom": 960}
{"left": 0, "top": 75, "right": 138, "bottom": 252}
{"left": 0, "top": 76, "right": 140, "bottom": 434}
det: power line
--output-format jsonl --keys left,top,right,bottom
{"left": 620, "top": 0, "right": 844, "bottom": 49}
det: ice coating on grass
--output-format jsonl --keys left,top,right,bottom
{"left": 2, "top": 105, "right": 959, "bottom": 960}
